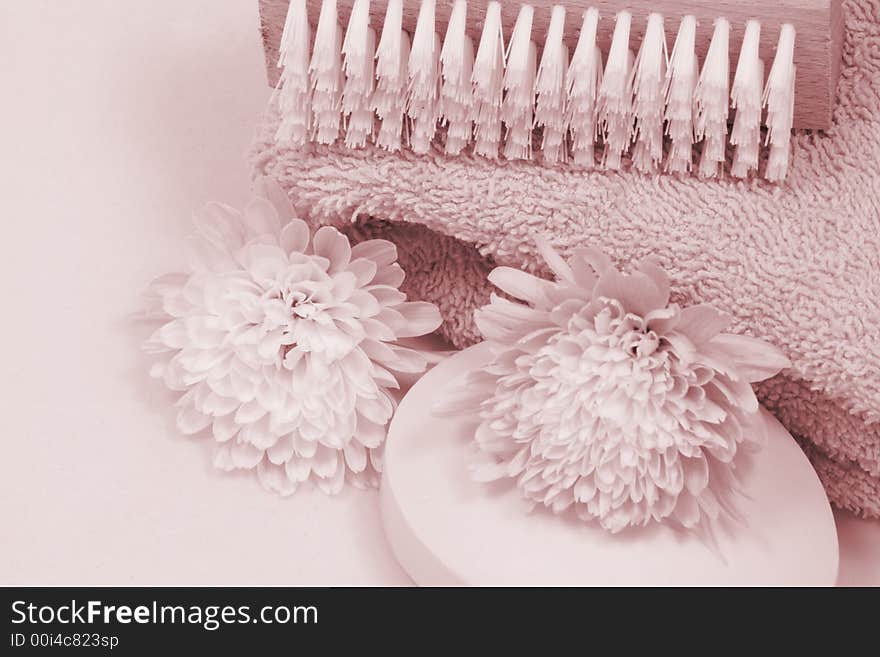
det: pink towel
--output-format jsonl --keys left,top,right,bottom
{"left": 251, "top": 0, "right": 880, "bottom": 517}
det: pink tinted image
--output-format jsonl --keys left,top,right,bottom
{"left": 0, "top": 0, "right": 878, "bottom": 588}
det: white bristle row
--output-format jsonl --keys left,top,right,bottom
{"left": 439, "top": 0, "right": 474, "bottom": 155}
{"left": 730, "top": 20, "right": 763, "bottom": 178}
{"left": 472, "top": 1, "right": 505, "bottom": 159}
{"left": 341, "top": 0, "right": 375, "bottom": 148}
{"left": 663, "top": 14, "right": 696, "bottom": 174}
{"left": 566, "top": 8, "right": 602, "bottom": 168}
{"left": 764, "top": 23, "right": 797, "bottom": 182}
{"left": 274, "top": 0, "right": 799, "bottom": 183}
{"left": 597, "top": 11, "right": 633, "bottom": 170}
{"left": 694, "top": 18, "right": 730, "bottom": 179}
{"left": 407, "top": 0, "right": 441, "bottom": 153}
{"left": 372, "top": 0, "right": 408, "bottom": 152}
{"left": 309, "top": 0, "right": 344, "bottom": 144}
{"left": 275, "top": 0, "right": 312, "bottom": 146}
{"left": 502, "top": 6, "right": 537, "bottom": 161}
{"left": 630, "top": 12, "right": 667, "bottom": 174}
{"left": 535, "top": 5, "right": 568, "bottom": 164}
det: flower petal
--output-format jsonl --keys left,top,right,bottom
{"left": 343, "top": 440, "right": 368, "bottom": 473}
{"left": 313, "top": 226, "right": 352, "bottom": 273}
{"left": 177, "top": 407, "right": 211, "bottom": 435}
{"left": 636, "top": 256, "right": 671, "bottom": 309}
{"left": 312, "top": 444, "right": 339, "bottom": 478}
{"left": 487, "top": 267, "right": 553, "bottom": 307}
{"left": 231, "top": 441, "right": 264, "bottom": 469}
{"left": 241, "top": 197, "right": 282, "bottom": 238}
{"left": 351, "top": 239, "right": 397, "bottom": 267}
{"left": 432, "top": 375, "right": 492, "bottom": 416}
{"left": 383, "top": 345, "right": 429, "bottom": 373}
{"left": 155, "top": 320, "right": 188, "bottom": 349}
{"left": 212, "top": 444, "right": 236, "bottom": 471}
{"left": 279, "top": 219, "right": 310, "bottom": 254}
{"left": 257, "top": 460, "right": 298, "bottom": 496}
{"left": 370, "top": 443, "right": 385, "bottom": 472}
{"left": 371, "top": 263, "right": 406, "bottom": 287}
{"left": 535, "top": 237, "right": 575, "bottom": 283}
{"left": 267, "top": 434, "right": 295, "bottom": 464}
{"left": 676, "top": 304, "right": 732, "bottom": 345}
{"left": 475, "top": 307, "right": 549, "bottom": 344}
{"left": 592, "top": 269, "right": 665, "bottom": 317}
{"left": 708, "top": 334, "right": 791, "bottom": 382}
{"left": 236, "top": 243, "right": 289, "bottom": 282}
{"left": 285, "top": 456, "right": 312, "bottom": 483}
{"left": 392, "top": 302, "right": 442, "bottom": 337}
{"left": 193, "top": 203, "right": 245, "bottom": 252}
{"left": 681, "top": 456, "right": 709, "bottom": 496}
{"left": 573, "top": 246, "right": 613, "bottom": 276}
{"left": 368, "top": 284, "right": 407, "bottom": 307}
{"left": 253, "top": 177, "right": 295, "bottom": 224}
{"left": 356, "top": 414, "right": 386, "bottom": 448}
{"left": 212, "top": 413, "right": 239, "bottom": 442}
{"left": 347, "top": 258, "right": 377, "bottom": 286}
{"left": 672, "top": 493, "right": 701, "bottom": 528}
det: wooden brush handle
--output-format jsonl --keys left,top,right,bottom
{"left": 259, "top": 0, "right": 844, "bottom": 129}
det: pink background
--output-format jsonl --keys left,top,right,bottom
{"left": 0, "top": 0, "right": 876, "bottom": 585}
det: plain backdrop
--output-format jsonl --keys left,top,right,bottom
{"left": 0, "top": 0, "right": 877, "bottom": 585}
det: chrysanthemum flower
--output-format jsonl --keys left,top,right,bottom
{"left": 144, "top": 178, "right": 442, "bottom": 495}
{"left": 436, "top": 240, "right": 790, "bottom": 533}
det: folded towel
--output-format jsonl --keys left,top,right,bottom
{"left": 251, "top": 0, "right": 880, "bottom": 517}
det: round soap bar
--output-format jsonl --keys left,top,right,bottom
{"left": 381, "top": 344, "right": 840, "bottom": 586}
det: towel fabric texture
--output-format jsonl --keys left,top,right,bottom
{"left": 251, "top": 0, "right": 880, "bottom": 517}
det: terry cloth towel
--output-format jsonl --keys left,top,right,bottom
{"left": 251, "top": 0, "right": 880, "bottom": 518}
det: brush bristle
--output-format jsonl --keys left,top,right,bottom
{"left": 274, "top": 0, "right": 312, "bottom": 146}
{"left": 341, "top": 0, "right": 375, "bottom": 148}
{"left": 472, "top": 1, "right": 505, "bottom": 159}
{"left": 407, "top": 0, "right": 441, "bottom": 154}
{"left": 567, "top": 8, "right": 602, "bottom": 168}
{"left": 273, "top": 0, "right": 799, "bottom": 182}
{"left": 439, "top": 0, "right": 474, "bottom": 155}
{"left": 764, "top": 24, "right": 797, "bottom": 182}
{"left": 372, "top": 0, "right": 408, "bottom": 151}
{"left": 694, "top": 18, "right": 730, "bottom": 179}
{"left": 501, "top": 6, "right": 536, "bottom": 161}
{"left": 730, "top": 20, "right": 763, "bottom": 178}
{"left": 630, "top": 12, "right": 667, "bottom": 174}
{"left": 663, "top": 14, "right": 697, "bottom": 174}
{"left": 535, "top": 5, "right": 569, "bottom": 164}
{"left": 309, "top": 0, "right": 344, "bottom": 144}
{"left": 597, "top": 11, "right": 633, "bottom": 171}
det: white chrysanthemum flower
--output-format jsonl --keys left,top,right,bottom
{"left": 144, "top": 178, "right": 442, "bottom": 495}
{"left": 436, "top": 240, "right": 790, "bottom": 533}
